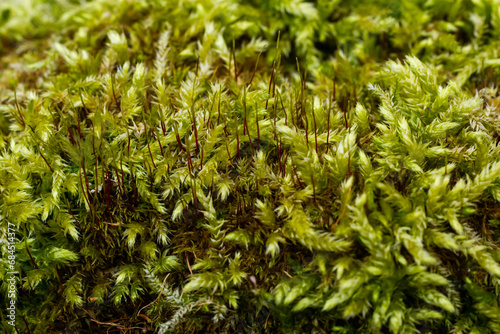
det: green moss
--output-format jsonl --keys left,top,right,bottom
{"left": 2, "top": 0, "right": 500, "bottom": 333}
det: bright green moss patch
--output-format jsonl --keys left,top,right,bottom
{"left": 2, "top": 0, "right": 500, "bottom": 333}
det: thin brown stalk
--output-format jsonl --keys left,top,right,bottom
{"left": 146, "top": 129, "right": 157, "bottom": 169}
{"left": 280, "top": 93, "right": 287, "bottom": 125}
{"left": 232, "top": 36, "right": 238, "bottom": 81}
{"left": 114, "top": 166, "right": 123, "bottom": 196}
{"left": 13, "top": 90, "right": 25, "bottom": 126}
{"left": 217, "top": 89, "right": 222, "bottom": 124}
{"left": 20, "top": 314, "right": 31, "bottom": 334}
{"left": 25, "top": 244, "right": 38, "bottom": 269}
{"left": 255, "top": 104, "right": 260, "bottom": 151}
{"left": 81, "top": 159, "right": 92, "bottom": 201}
{"left": 312, "top": 100, "right": 318, "bottom": 154}
{"left": 265, "top": 63, "right": 276, "bottom": 109}
{"left": 55, "top": 267, "right": 65, "bottom": 292}
{"left": 38, "top": 148, "right": 53, "bottom": 172}
{"left": 235, "top": 126, "right": 240, "bottom": 160}
{"left": 66, "top": 200, "right": 82, "bottom": 230}
{"left": 120, "top": 155, "right": 125, "bottom": 193}
{"left": 79, "top": 171, "right": 93, "bottom": 217}
{"left": 304, "top": 101, "right": 309, "bottom": 146}
{"left": 79, "top": 89, "right": 89, "bottom": 116}
{"left": 68, "top": 128, "right": 76, "bottom": 146}
{"left": 130, "top": 168, "right": 138, "bottom": 205}
{"left": 111, "top": 75, "right": 122, "bottom": 113}
{"left": 186, "top": 251, "right": 193, "bottom": 275}
{"left": 243, "top": 88, "right": 254, "bottom": 155}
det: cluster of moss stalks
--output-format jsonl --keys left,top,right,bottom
{"left": 3, "top": 0, "right": 500, "bottom": 333}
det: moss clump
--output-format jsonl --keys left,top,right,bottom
{"left": 2, "top": 0, "right": 500, "bottom": 333}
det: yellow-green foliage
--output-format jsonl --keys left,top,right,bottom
{"left": 2, "top": 0, "right": 500, "bottom": 333}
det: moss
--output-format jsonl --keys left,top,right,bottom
{"left": 2, "top": 0, "right": 500, "bottom": 333}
